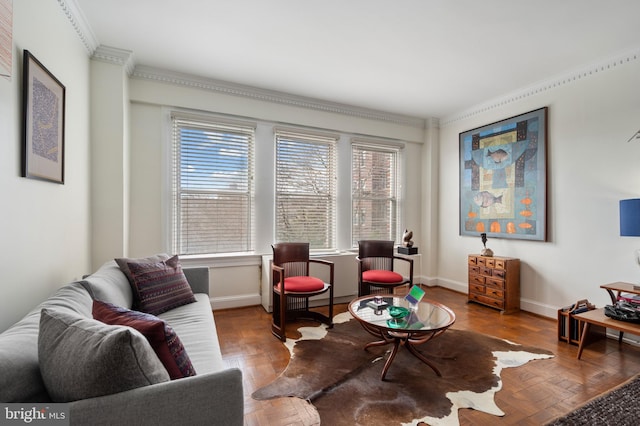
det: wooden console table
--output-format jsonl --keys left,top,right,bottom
{"left": 574, "top": 282, "right": 640, "bottom": 359}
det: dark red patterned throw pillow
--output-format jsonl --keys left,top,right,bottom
{"left": 92, "top": 300, "right": 196, "bottom": 379}
{"left": 127, "top": 255, "right": 196, "bottom": 316}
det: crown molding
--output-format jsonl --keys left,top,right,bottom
{"left": 441, "top": 46, "right": 640, "bottom": 127}
{"left": 425, "top": 117, "right": 440, "bottom": 129}
{"left": 131, "top": 65, "right": 426, "bottom": 129}
{"left": 58, "top": 0, "right": 99, "bottom": 55}
{"left": 62, "top": 0, "right": 637, "bottom": 130}
{"left": 92, "top": 46, "right": 135, "bottom": 76}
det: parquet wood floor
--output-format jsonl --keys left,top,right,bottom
{"left": 214, "top": 286, "right": 640, "bottom": 425}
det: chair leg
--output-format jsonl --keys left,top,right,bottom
{"left": 278, "top": 292, "right": 287, "bottom": 341}
{"left": 271, "top": 291, "right": 286, "bottom": 341}
{"left": 327, "top": 284, "right": 334, "bottom": 329}
{"left": 273, "top": 289, "right": 334, "bottom": 338}
{"left": 358, "top": 280, "right": 370, "bottom": 297}
{"left": 271, "top": 293, "right": 281, "bottom": 340}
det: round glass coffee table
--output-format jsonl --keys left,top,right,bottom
{"left": 348, "top": 295, "right": 456, "bottom": 380}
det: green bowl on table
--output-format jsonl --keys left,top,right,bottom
{"left": 386, "top": 306, "right": 409, "bottom": 328}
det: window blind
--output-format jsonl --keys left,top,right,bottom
{"left": 352, "top": 142, "right": 400, "bottom": 246}
{"left": 275, "top": 129, "right": 337, "bottom": 250}
{"left": 171, "top": 114, "right": 255, "bottom": 254}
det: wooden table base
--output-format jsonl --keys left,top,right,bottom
{"left": 361, "top": 326, "right": 448, "bottom": 380}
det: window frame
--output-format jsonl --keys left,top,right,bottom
{"left": 274, "top": 127, "right": 339, "bottom": 251}
{"left": 351, "top": 139, "right": 404, "bottom": 246}
{"left": 170, "top": 112, "right": 256, "bottom": 255}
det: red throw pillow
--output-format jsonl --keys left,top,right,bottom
{"left": 363, "top": 270, "right": 404, "bottom": 283}
{"left": 92, "top": 300, "right": 196, "bottom": 380}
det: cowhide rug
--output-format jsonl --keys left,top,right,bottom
{"left": 252, "top": 312, "right": 554, "bottom": 425}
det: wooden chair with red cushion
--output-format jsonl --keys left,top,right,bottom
{"left": 357, "top": 240, "right": 413, "bottom": 296}
{"left": 271, "top": 242, "right": 334, "bottom": 341}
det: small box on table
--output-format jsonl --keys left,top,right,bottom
{"left": 397, "top": 246, "right": 418, "bottom": 255}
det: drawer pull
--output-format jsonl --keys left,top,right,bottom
{"left": 471, "top": 275, "right": 485, "bottom": 285}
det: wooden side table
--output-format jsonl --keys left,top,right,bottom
{"left": 574, "top": 282, "right": 640, "bottom": 359}
{"left": 467, "top": 255, "right": 520, "bottom": 314}
{"left": 574, "top": 308, "right": 640, "bottom": 359}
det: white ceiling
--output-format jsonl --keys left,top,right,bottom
{"left": 73, "top": 0, "right": 640, "bottom": 120}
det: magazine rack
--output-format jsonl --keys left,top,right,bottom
{"left": 557, "top": 299, "right": 595, "bottom": 345}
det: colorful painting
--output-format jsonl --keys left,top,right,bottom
{"left": 459, "top": 107, "right": 547, "bottom": 241}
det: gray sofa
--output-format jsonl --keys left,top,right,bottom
{"left": 0, "top": 258, "right": 244, "bottom": 425}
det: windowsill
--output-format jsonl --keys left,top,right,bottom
{"left": 178, "top": 252, "right": 263, "bottom": 268}
{"left": 180, "top": 251, "right": 262, "bottom": 260}
{"left": 178, "top": 249, "right": 358, "bottom": 267}
{"left": 310, "top": 250, "right": 356, "bottom": 256}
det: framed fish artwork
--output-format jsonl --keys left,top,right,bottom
{"left": 459, "top": 107, "right": 547, "bottom": 241}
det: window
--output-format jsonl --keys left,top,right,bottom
{"left": 171, "top": 114, "right": 255, "bottom": 255}
{"left": 275, "top": 129, "right": 337, "bottom": 250}
{"left": 352, "top": 141, "right": 401, "bottom": 245}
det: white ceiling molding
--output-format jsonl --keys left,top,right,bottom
{"left": 425, "top": 117, "right": 440, "bottom": 130}
{"left": 441, "top": 46, "right": 640, "bottom": 127}
{"left": 131, "top": 65, "right": 426, "bottom": 129}
{"left": 60, "top": 0, "right": 637, "bottom": 132}
{"left": 92, "top": 45, "right": 135, "bottom": 76}
{"left": 61, "top": 0, "right": 425, "bottom": 129}
{"left": 58, "top": 0, "right": 98, "bottom": 55}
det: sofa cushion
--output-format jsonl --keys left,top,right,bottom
{"left": 81, "top": 260, "right": 136, "bottom": 308}
{"left": 92, "top": 300, "right": 196, "bottom": 379}
{"left": 278, "top": 276, "right": 325, "bottom": 292}
{"left": 158, "top": 293, "right": 225, "bottom": 375}
{"left": 362, "top": 269, "right": 404, "bottom": 283}
{"left": 126, "top": 256, "right": 196, "bottom": 316}
{"left": 38, "top": 308, "right": 170, "bottom": 402}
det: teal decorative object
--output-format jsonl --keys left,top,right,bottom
{"left": 387, "top": 306, "right": 409, "bottom": 328}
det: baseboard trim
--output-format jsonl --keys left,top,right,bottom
{"left": 210, "top": 280, "right": 561, "bottom": 320}
{"left": 431, "top": 277, "right": 557, "bottom": 319}
{"left": 211, "top": 294, "right": 261, "bottom": 311}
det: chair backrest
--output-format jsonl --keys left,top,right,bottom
{"left": 272, "top": 243, "right": 310, "bottom": 282}
{"left": 358, "top": 240, "right": 394, "bottom": 271}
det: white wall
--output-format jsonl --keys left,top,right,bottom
{"left": 436, "top": 55, "right": 640, "bottom": 317}
{"left": 0, "top": 1, "right": 91, "bottom": 331}
{"left": 90, "top": 57, "right": 131, "bottom": 269}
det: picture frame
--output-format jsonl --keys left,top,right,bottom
{"left": 0, "top": 0, "right": 12, "bottom": 78}
{"left": 459, "top": 107, "right": 547, "bottom": 241}
{"left": 22, "top": 50, "right": 65, "bottom": 184}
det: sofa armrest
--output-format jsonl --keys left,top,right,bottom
{"left": 183, "top": 267, "right": 210, "bottom": 296}
{"left": 69, "top": 368, "right": 243, "bottom": 426}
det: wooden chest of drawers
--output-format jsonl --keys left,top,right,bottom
{"left": 468, "top": 254, "right": 520, "bottom": 314}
